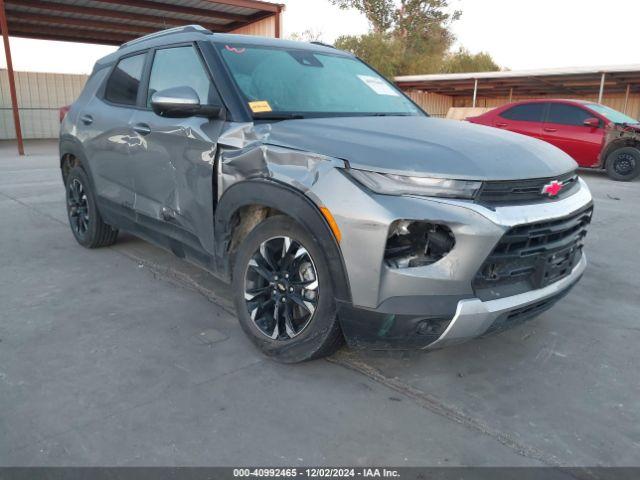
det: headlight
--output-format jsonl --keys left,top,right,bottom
{"left": 348, "top": 169, "right": 482, "bottom": 199}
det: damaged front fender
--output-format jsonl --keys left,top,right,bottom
{"left": 216, "top": 122, "right": 347, "bottom": 197}
{"left": 213, "top": 123, "right": 350, "bottom": 302}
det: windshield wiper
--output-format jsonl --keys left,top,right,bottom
{"left": 254, "top": 113, "right": 305, "bottom": 120}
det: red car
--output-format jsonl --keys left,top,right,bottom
{"left": 59, "top": 105, "right": 70, "bottom": 123}
{"left": 468, "top": 99, "right": 640, "bottom": 181}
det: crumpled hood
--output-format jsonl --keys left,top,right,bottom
{"left": 262, "top": 116, "right": 577, "bottom": 180}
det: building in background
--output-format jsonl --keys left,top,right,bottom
{"left": 0, "top": 0, "right": 284, "bottom": 149}
{"left": 0, "top": 70, "right": 87, "bottom": 139}
{"left": 396, "top": 65, "right": 640, "bottom": 120}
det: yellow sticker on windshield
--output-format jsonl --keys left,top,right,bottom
{"left": 249, "top": 101, "right": 272, "bottom": 113}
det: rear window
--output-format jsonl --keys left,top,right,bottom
{"left": 104, "top": 53, "right": 146, "bottom": 106}
{"left": 500, "top": 103, "right": 546, "bottom": 122}
{"left": 546, "top": 103, "right": 595, "bottom": 126}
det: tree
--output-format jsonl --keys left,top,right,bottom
{"left": 442, "top": 48, "right": 501, "bottom": 73}
{"left": 330, "top": 0, "right": 395, "bottom": 33}
{"left": 335, "top": 33, "right": 402, "bottom": 78}
{"left": 289, "top": 29, "right": 324, "bottom": 43}
{"left": 330, "top": 0, "right": 499, "bottom": 77}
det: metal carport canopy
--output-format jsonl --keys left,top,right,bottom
{"left": 396, "top": 65, "right": 640, "bottom": 110}
{"left": 0, "top": 0, "right": 284, "bottom": 155}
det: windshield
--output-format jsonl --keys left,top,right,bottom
{"left": 586, "top": 103, "right": 639, "bottom": 124}
{"left": 216, "top": 43, "right": 422, "bottom": 118}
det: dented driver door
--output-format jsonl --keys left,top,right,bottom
{"left": 128, "top": 44, "right": 225, "bottom": 254}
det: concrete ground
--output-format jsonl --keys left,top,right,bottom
{"left": 0, "top": 140, "right": 638, "bottom": 467}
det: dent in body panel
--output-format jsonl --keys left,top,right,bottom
{"left": 216, "top": 122, "right": 347, "bottom": 198}
{"left": 215, "top": 122, "right": 508, "bottom": 310}
{"left": 126, "top": 116, "right": 226, "bottom": 254}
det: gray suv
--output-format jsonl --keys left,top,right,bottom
{"left": 60, "top": 26, "right": 593, "bottom": 362}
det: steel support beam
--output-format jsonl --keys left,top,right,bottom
{"left": 204, "top": 0, "right": 281, "bottom": 12}
{"left": 275, "top": 8, "right": 282, "bottom": 38}
{"left": 86, "top": 0, "right": 248, "bottom": 23}
{"left": 598, "top": 72, "right": 606, "bottom": 104}
{"left": 623, "top": 83, "right": 631, "bottom": 114}
{"left": 8, "top": 12, "right": 157, "bottom": 36}
{"left": 9, "top": 24, "right": 131, "bottom": 43}
{"left": 5, "top": 0, "right": 238, "bottom": 34}
{"left": 0, "top": 0, "right": 23, "bottom": 155}
{"left": 472, "top": 78, "right": 478, "bottom": 108}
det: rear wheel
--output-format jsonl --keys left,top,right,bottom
{"left": 606, "top": 147, "right": 640, "bottom": 181}
{"left": 232, "top": 216, "right": 343, "bottom": 363}
{"left": 65, "top": 166, "right": 118, "bottom": 248}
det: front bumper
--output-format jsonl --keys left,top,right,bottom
{"left": 309, "top": 171, "right": 593, "bottom": 350}
{"left": 337, "top": 254, "right": 586, "bottom": 349}
{"left": 426, "top": 253, "right": 586, "bottom": 349}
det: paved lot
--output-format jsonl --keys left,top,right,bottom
{"left": 1, "top": 140, "right": 639, "bottom": 467}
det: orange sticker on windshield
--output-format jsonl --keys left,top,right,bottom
{"left": 249, "top": 101, "right": 272, "bottom": 113}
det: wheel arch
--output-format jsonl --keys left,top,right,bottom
{"left": 214, "top": 180, "right": 351, "bottom": 303}
{"left": 59, "top": 136, "right": 95, "bottom": 186}
{"left": 601, "top": 137, "right": 640, "bottom": 167}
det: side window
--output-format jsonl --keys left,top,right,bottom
{"left": 546, "top": 104, "right": 593, "bottom": 126}
{"left": 500, "top": 103, "right": 546, "bottom": 122}
{"left": 104, "top": 54, "right": 146, "bottom": 106}
{"left": 147, "top": 46, "right": 216, "bottom": 107}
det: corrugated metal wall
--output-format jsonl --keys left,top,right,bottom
{"left": 229, "top": 16, "right": 277, "bottom": 37}
{"left": 1, "top": 69, "right": 88, "bottom": 139}
{"left": 405, "top": 91, "right": 453, "bottom": 117}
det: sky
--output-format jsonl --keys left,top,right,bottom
{"left": 2, "top": 0, "right": 640, "bottom": 75}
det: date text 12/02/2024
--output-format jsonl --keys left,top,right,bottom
{"left": 232, "top": 468, "right": 400, "bottom": 478}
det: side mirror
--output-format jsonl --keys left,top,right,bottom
{"left": 151, "top": 86, "right": 222, "bottom": 118}
{"left": 583, "top": 117, "right": 601, "bottom": 128}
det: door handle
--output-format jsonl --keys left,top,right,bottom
{"left": 133, "top": 123, "right": 151, "bottom": 135}
{"left": 80, "top": 114, "right": 93, "bottom": 125}
{"left": 495, "top": 122, "right": 508, "bottom": 128}
{"left": 543, "top": 127, "right": 558, "bottom": 132}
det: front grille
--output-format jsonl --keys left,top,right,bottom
{"left": 473, "top": 204, "right": 593, "bottom": 301}
{"left": 477, "top": 171, "right": 579, "bottom": 206}
{"left": 483, "top": 287, "right": 573, "bottom": 335}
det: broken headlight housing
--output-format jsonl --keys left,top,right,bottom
{"left": 348, "top": 169, "right": 482, "bottom": 199}
{"left": 385, "top": 221, "right": 455, "bottom": 268}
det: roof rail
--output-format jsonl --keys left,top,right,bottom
{"left": 119, "top": 25, "right": 212, "bottom": 49}
{"left": 310, "top": 41, "right": 336, "bottom": 49}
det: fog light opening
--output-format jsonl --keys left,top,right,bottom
{"left": 416, "top": 318, "right": 448, "bottom": 337}
{"left": 385, "top": 221, "right": 455, "bottom": 268}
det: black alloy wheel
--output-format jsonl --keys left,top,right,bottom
{"left": 67, "top": 178, "right": 90, "bottom": 239}
{"left": 244, "top": 236, "right": 319, "bottom": 340}
{"left": 64, "top": 166, "right": 118, "bottom": 248}
{"left": 231, "top": 215, "right": 343, "bottom": 362}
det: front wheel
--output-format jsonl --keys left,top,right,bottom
{"left": 606, "top": 147, "right": 640, "bottom": 181}
{"left": 232, "top": 216, "right": 343, "bottom": 363}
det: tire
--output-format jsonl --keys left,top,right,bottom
{"left": 605, "top": 147, "right": 640, "bottom": 181}
{"left": 65, "top": 166, "right": 118, "bottom": 248}
{"left": 231, "top": 215, "right": 344, "bottom": 363}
